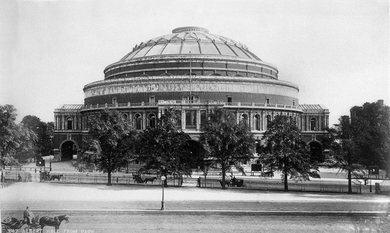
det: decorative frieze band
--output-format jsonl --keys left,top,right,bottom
{"left": 84, "top": 79, "right": 298, "bottom": 99}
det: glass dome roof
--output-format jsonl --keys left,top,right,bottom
{"left": 120, "top": 26, "right": 261, "bottom": 62}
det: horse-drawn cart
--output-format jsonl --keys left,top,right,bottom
{"left": 219, "top": 177, "right": 244, "bottom": 187}
{"left": 1, "top": 217, "right": 40, "bottom": 233}
{"left": 1, "top": 215, "right": 69, "bottom": 233}
{"left": 40, "top": 171, "right": 51, "bottom": 182}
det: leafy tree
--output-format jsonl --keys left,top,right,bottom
{"left": 199, "top": 109, "right": 255, "bottom": 189}
{"left": 136, "top": 109, "right": 193, "bottom": 186}
{"left": 21, "top": 115, "right": 54, "bottom": 160}
{"left": 0, "top": 105, "right": 37, "bottom": 168}
{"left": 350, "top": 101, "right": 390, "bottom": 175}
{"left": 86, "top": 109, "right": 135, "bottom": 185}
{"left": 325, "top": 116, "right": 365, "bottom": 194}
{"left": 260, "top": 115, "right": 320, "bottom": 191}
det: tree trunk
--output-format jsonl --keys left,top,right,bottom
{"left": 284, "top": 154, "right": 288, "bottom": 191}
{"left": 347, "top": 151, "right": 352, "bottom": 194}
{"left": 221, "top": 163, "right": 226, "bottom": 189}
{"left": 107, "top": 171, "right": 112, "bottom": 186}
{"left": 348, "top": 169, "right": 352, "bottom": 194}
{"left": 284, "top": 169, "right": 288, "bottom": 191}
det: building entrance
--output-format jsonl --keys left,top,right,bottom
{"left": 309, "top": 141, "right": 323, "bottom": 163}
{"left": 61, "top": 141, "right": 77, "bottom": 161}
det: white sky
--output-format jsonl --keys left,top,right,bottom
{"left": 0, "top": 0, "right": 389, "bottom": 126}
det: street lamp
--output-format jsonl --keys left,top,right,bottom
{"left": 49, "top": 135, "right": 54, "bottom": 171}
{"left": 161, "top": 175, "right": 166, "bottom": 210}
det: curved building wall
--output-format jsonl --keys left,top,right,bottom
{"left": 84, "top": 76, "right": 298, "bottom": 106}
{"left": 104, "top": 56, "right": 279, "bottom": 80}
{"left": 52, "top": 26, "right": 330, "bottom": 163}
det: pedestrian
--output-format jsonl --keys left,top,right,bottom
{"left": 197, "top": 177, "right": 201, "bottom": 187}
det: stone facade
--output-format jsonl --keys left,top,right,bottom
{"left": 53, "top": 27, "right": 329, "bottom": 162}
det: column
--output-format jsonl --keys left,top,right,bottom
{"left": 73, "top": 116, "right": 76, "bottom": 130}
{"left": 181, "top": 109, "right": 185, "bottom": 130}
{"left": 62, "top": 115, "right": 65, "bottom": 130}
{"left": 326, "top": 115, "right": 329, "bottom": 128}
{"left": 142, "top": 111, "right": 146, "bottom": 130}
{"left": 249, "top": 111, "right": 253, "bottom": 131}
{"left": 306, "top": 115, "right": 310, "bottom": 131}
{"left": 196, "top": 110, "right": 201, "bottom": 130}
{"left": 261, "top": 112, "right": 264, "bottom": 131}
{"left": 55, "top": 115, "right": 58, "bottom": 130}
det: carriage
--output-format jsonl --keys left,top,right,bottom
{"left": 219, "top": 177, "right": 244, "bottom": 187}
{"left": 132, "top": 173, "right": 157, "bottom": 184}
{"left": 40, "top": 171, "right": 51, "bottom": 181}
{"left": 1, "top": 215, "right": 69, "bottom": 233}
{"left": 260, "top": 170, "right": 274, "bottom": 178}
{"left": 1, "top": 216, "right": 40, "bottom": 233}
{"left": 39, "top": 171, "right": 63, "bottom": 182}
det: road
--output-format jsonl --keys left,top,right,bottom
{"left": 2, "top": 209, "right": 388, "bottom": 233}
{"left": 1, "top": 182, "right": 389, "bottom": 233}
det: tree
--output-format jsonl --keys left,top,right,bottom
{"left": 86, "top": 109, "right": 135, "bottom": 186}
{"left": 199, "top": 109, "right": 255, "bottom": 189}
{"left": 0, "top": 105, "right": 37, "bottom": 169}
{"left": 260, "top": 115, "right": 320, "bottom": 191}
{"left": 326, "top": 116, "right": 365, "bottom": 193}
{"left": 21, "top": 115, "right": 54, "bottom": 160}
{"left": 350, "top": 101, "right": 390, "bottom": 175}
{"left": 136, "top": 109, "right": 193, "bottom": 186}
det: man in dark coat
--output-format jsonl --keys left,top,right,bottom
{"left": 23, "top": 206, "right": 34, "bottom": 224}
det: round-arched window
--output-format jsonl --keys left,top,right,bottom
{"left": 310, "top": 118, "right": 316, "bottom": 131}
{"left": 148, "top": 114, "right": 156, "bottom": 128}
{"left": 134, "top": 113, "right": 142, "bottom": 130}
{"left": 254, "top": 114, "right": 261, "bottom": 131}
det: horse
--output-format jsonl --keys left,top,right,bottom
{"left": 50, "top": 174, "right": 63, "bottom": 181}
{"left": 219, "top": 180, "right": 230, "bottom": 187}
{"left": 132, "top": 174, "right": 144, "bottom": 183}
{"left": 144, "top": 177, "right": 157, "bottom": 184}
{"left": 39, "top": 215, "right": 69, "bottom": 232}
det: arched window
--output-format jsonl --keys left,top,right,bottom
{"left": 266, "top": 115, "right": 272, "bottom": 128}
{"left": 175, "top": 110, "right": 182, "bottom": 129}
{"left": 148, "top": 114, "right": 156, "bottom": 128}
{"left": 185, "top": 110, "right": 197, "bottom": 128}
{"left": 241, "top": 114, "right": 248, "bottom": 126}
{"left": 254, "top": 114, "right": 261, "bottom": 131}
{"left": 134, "top": 113, "right": 142, "bottom": 130}
{"left": 67, "top": 117, "right": 73, "bottom": 130}
{"left": 310, "top": 118, "right": 316, "bottom": 131}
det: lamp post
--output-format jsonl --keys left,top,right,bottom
{"left": 370, "top": 177, "right": 372, "bottom": 193}
{"left": 49, "top": 135, "right": 54, "bottom": 171}
{"left": 161, "top": 175, "right": 166, "bottom": 210}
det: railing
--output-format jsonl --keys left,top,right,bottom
{"left": 196, "top": 177, "right": 380, "bottom": 194}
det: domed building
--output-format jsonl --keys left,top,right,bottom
{"left": 53, "top": 26, "right": 329, "bottom": 164}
